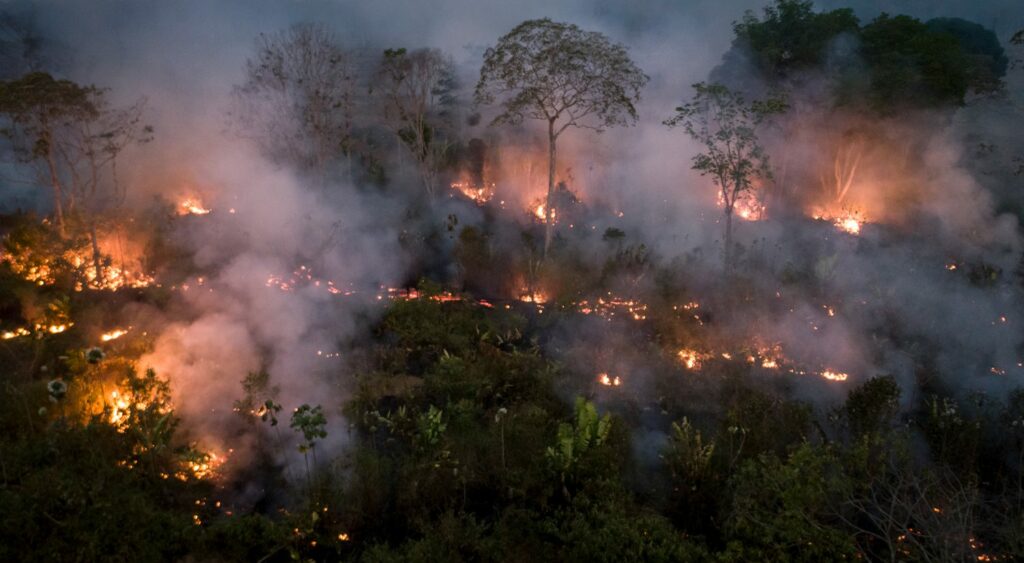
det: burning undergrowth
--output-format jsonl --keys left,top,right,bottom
{"left": 3, "top": 2, "right": 1024, "bottom": 559}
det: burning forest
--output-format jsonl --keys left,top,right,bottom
{"left": 1, "top": 0, "right": 1024, "bottom": 561}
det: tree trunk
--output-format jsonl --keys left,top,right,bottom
{"left": 89, "top": 222, "right": 104, "bottom": 289}
{"left": 544, "top": 118, "right": 556, "bottom": 258}
{"left": 421, "top": 163, "right": 435, "bottom": 198}
{"left": 44, "top": 146, "right": 67, "bottom": 238}
{"left": 724, "top": 207, "right": 733, "bottom": 272}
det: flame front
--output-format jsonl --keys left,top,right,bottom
{"left": 450, "top": 181, "right": 495, "bottom": 204}
{"left": 812, "top": 207, "right": 865, "bottom": 236}
{"left": 819, "top": 370, "right": 849, "bottom": 382}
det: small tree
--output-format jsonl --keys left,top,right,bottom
{"left": 290, "top": 403, "right": 327, "bottom": 490}
{"left": 475, "top": 18, "right": 648, "bottom": 256}
{"left": 373, "top": 47, "right": 457, "bottom": 197}
{"left": 546, "top": 397, "right": 612, "bottom": 498}
{"left": 664, "top": 82, "right": 783, "bottom": 270}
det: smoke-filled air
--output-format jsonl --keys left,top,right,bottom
{"left": 2, "top": 0, "right": 1024, "bottom": 560}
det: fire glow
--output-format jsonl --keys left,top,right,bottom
{"left": 450, "top": 181, "right": 495, "bottom": 204}
{"left": 101, "top": 328, "right": 130, "bottom": 342}
{"left": 597, "top": 373, "right": 622, "bottom": 386}
{"left": 4, "top": 246, "right": 155, "bottom": 291}
{"left": 531, "top": 200, "right": 556, "bottom": 223}
{"left": 812, "top": 207, "right": 865, "bottom": 235}
{"left": 678, "top": 349, "right": 705, "bottom": 370}
{"left": 576, "top": 295, "right": 648, "bottom": 321}
{"left": 819, "top": 370, "right": 849, "bottom": 382}
{"left": 179, "top": 198, "right": 212, "bottom": 215}
{"left": 717, "top": 192, "right": 765, "bottom": 221}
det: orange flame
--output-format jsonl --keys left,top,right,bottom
{"left": 101, "top": 328, "right": 130, "bottom": 342}
{"left": 597, "top": 373, "right": 622, "bottom": 386}
{"left": 179, "top": 198, "right": 211, "bottom": 216}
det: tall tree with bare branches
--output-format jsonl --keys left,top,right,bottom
{"left": 475, "top": 18, "right": 648, "bottom": 257}
{"left": 372, "top": 47, "right": 457, "bottom": 198}
{"left": 231, "top": 23, "right": 356, "bottom": 185}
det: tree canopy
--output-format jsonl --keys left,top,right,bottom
{"left": 230, "top": 23, "right": 356, "bottom": 182}
{"left": 475, "top": 18, "right": 648, "bottom": 133}
{"left": 730, "top": 0, "right": 1008, "bottom": 112}
{"left": 475, "top": 17, "right": 648, "bottom": 255}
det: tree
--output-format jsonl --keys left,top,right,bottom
{"left": 732, "top": 0, "right": 860, "bottom": 77}
{"left": 475, "top": 18, "right": 648, "bottom": 256}
{"left": 841, "top": 375, "right": 901, "bottom": 438}
{"left": 373, "top": 47, "right": 457, "bottom": 197}
{"left": 859, "top": 13, "right": 995, "bottom": 111}
{"left": 290, "top": 403, "right": 327, "bottom": 485}
{"left": 231, "top": 23, "right": 356, "bottom": 184}
{"left": 926, "top": 18, "right": 1008, "bottom": 93}
{"left": 0, "top": 71, "right": 149, "bottom": 265}
{"left": 664, "top": 83, "right": 783, "bottom": 270}
{"left": 726, "top": 444, "right": 857, "bottom": 561}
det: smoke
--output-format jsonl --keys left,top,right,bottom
{"left": 5, "top": 0, "right": 1023, "bottom": 482}
{"left": 137, "top": 148, "right": 407, "bottom": 468}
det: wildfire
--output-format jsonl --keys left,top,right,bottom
{"left": 531, "top": 200, "right": 556, "bottom": 223}
{"left": 265, "top": 265, "right": 352, "bottom": 296}
{"left": 100, "top": 328, "right": 130, "bottom": 342}
{"left": 812, "top": 208, "right": 865, "bottom": 235}
{"left": 518, "top": 289, "right": 548, "bottom": 304}
{"left": 179, "top": 198, "right": 211, "bottom": 215}
{"left": 718, "top": 192, "right": 765, "bottom": 221}
{"left": 597, "top": 373, "right": 622, "bottom": 387}
{"left": 819, "top": 370, "right": 849, "bottom": 382}
{"left": 2, "top": 327, "right": 30, "bottom": 340}
{"left": 677, "top": 349, "right": 705, "bottom": 370}
{"left": 576, "top": 295, "right": 648, "bottom": 321}
{"left": 185, "top": 451, "right": 225, "bottom": 480}
{"left": 747, "top": 343, "right": 785, "bottom": 369}
{"left": 450, "top": 181, "right": 495, "bottom": 204}
{"left": 3, "top": 245, "right": 154, "bottom": 291}
{"left": 72, "top": 259, "right": 154, "bottom": 291}
{"left": 835, "top": 217, "right": 861, "bottom": 235}
{"left": 386, "top": 287, "right": 463, "bottom": 303}
{"left": 108, "top": 390, "right": 133, "bottom": 426}
{"left": 2, "top": 323, "right": 73, "bottom": 339}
